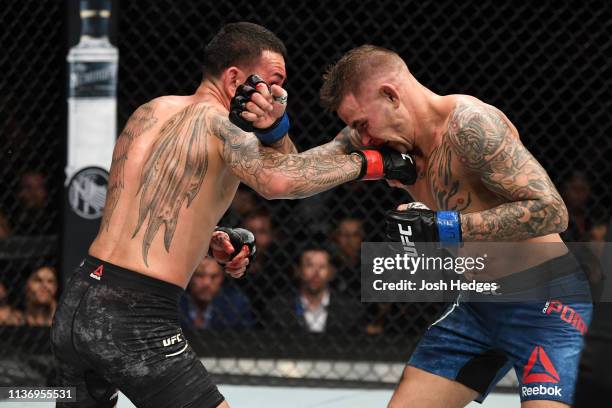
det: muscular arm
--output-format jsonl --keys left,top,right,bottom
{"left": 301, "top": 126, "right": 355, "bottom": 156}
{"left": 447, "top": 102, "right": 568, "bottom": 241}
{"left": 267, "top": 134, "right": 298, "bottom": 154}
{"left": 213, "top": 114, "right": 362, "bottom": 199}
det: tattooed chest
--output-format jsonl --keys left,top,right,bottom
{"left": 425, "top": 141, "right": 473, "bottom": 211}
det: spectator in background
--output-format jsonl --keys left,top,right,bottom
{"left": 331, "top": 217, "right": 364, "bottom": 295}
{"left": 561, "top": 171, "right": 592, "bottom": 241}
{"left": 568, "top": 209, "right": 610, "bottom": 302}
{"left": 292, "top": 190, "right": 336, "bottom": 237}
{"left": 266, "top": 247, "right": 362, "bottom": 333}
{"left": 17, "top": 266, "right": 58, "bottom": 326}
{"left": 180, "top": 257, "right": 253, "bottom": 330}
{"left": 585, "top": 212, "right": 609, "bottom": 261}
{"left": 0, "top": 281, "right": 22, "bottom": 325}
{"left": 328, "top": 217, "right": 417, "bottom": 335}
{"left": 334, "top": 218, "right": 363, "bottom": 266}
{"left": 243, "top": 209, "right": 274, "bottom": 267}
{"left": 588, "top": 216, "right": 609, "bottom": 243}
{"left": 18, "top": 171, "right": 48, "bottom": 209}
{"left": 238, "top": 209, "right": 291, "bottom": 324}
{"left": 12, "top": 171, "right": 54, "bottom": 235}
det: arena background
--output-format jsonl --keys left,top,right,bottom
{"left": 0, "top": 0, "right": 610, "bottom": 398}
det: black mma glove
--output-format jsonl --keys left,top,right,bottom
{"left": 385, "top": 202, "right": 462, "bottom": 244}
{"left": 210, "top": 226, "right": 257, "bottom": 268}
{"left": 229, "top": 74, "right": 290, "bottom": 145}
{"left": 353, "top": 147, "right": 418, "bottom": 185}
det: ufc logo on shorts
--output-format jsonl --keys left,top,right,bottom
{"left": 397, "top": 224, "right": 418, "bottom": 257}
{"left": 162, "top": 333, "right": 182, "bottom": 347}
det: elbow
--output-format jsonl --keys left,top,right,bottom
{"left": 544, "top": 197, "right": 569, "bottom": 234}
{"left": 259, "top": 178, "right": 293, "bottom": 200}
{"left": 556, "top": 202, "right": 569, "bottom": 234}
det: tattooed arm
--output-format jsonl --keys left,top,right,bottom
{"left": 267, "top": 134, "right": 298, "bottom": 154}
{"left": 213, "top": 114, "right": 362, "bottom": 199}
{"left": 447, "top": 102, "right": 568, "bottom": 241}
{"left": 300, "top": 126, "right": 357, "bottom": 156}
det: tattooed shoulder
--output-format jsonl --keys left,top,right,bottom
{"left": 446, "top": 99, "right": 568, "bottom": 240}
{"left": 102, "top": 100, "right": 158, "bottom": 230}
{"left": 446, "top": 100, "right": 517, "bottom": 170}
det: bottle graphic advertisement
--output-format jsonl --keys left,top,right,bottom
{"left": 63, "top": 0, "right": 117, "bottom": 277}
{"left": 66, "top": 0, "right": 117, "bottom": 220}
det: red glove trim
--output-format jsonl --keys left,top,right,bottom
{"left": 361, "top": 150, "right": 384, "bottom": 180}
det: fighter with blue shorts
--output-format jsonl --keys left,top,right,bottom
{"left": 405, "top": 253, "right": 591, "bottom": 406}
{"left": 317, "top": 45, "right": 592, "bottom": 407}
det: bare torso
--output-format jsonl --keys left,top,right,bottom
{"left": 405, "top": 95, "right": 566, "bottom": 279}
{"left": 89, "top": 96, "right": 239, "bottom": 288}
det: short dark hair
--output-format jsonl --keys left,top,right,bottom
{"left": 320, "top": 45, "right": 401, "bottom": 112}
{"left": 298, "top": 246, "right": 331, "bottom": 264}
{"left": 203, "top": 22, "right": 287, "bottom": 79}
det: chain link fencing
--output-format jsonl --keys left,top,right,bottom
{"left": 0, "top": 0, "right": 610, "bottom": 392}
{"left": 0, "top": 0, "right": 64, "bottom": 386}
{"left": 117, "top": 0, "right": 612, "bottom": 388}
{"left": 116, "top": 0, "right": 612, "bottom": 389}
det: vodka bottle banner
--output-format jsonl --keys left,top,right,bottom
{"left": 66, "top": 0, "right": 117, "bottom": 188}
{"left": 63, "top": 0, "right": 117, "bottom": 274}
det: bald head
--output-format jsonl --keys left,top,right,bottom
{"left": 320, "top": 45, "right": 407, "bottom": 112}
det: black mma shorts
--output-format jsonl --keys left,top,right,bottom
{"left": 51, "top": 255, "right": 224, "bottom": 408}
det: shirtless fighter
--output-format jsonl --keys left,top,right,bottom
{"left": 50, "top": 25, "right": 413, "bottom": 408}
{"left": 315, "top": 45, "right": 592, "bottom": 407}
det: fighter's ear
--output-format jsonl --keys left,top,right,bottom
{"left": 380, "top": 83, "right": 400, "bottom": 108}
{"left": 222, "top": 66, "right": 245, "bottom": 97}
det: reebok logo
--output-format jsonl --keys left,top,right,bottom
{"left": 523, "top": 346, "right": 560, "bottom": 383}
{"left": 521, "top": 346, "right": 562, "bottom": 398}
{"left": 397, "top": 224, "right": 418, "bottom": 256}
{"left": 89, "top": 265, "right": 103, "bottom": 281}
{"left": 163, "top": 333, "right": 183, "bottom": 347}
{"left": 521, "top": 384, "right": 562, "bottom": 398}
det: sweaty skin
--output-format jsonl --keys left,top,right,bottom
{"left": 89, "top": 93, "right": 362, "bottom": 288}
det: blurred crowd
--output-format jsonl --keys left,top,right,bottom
{"left": 0, "top": 166, "right": 59, "bottom": 328}
{"left": 0, "top": 169, "right": 609, "bottom": 333}
{"left": 176, "top": 169, "right": 610, "bottom": 335}
{"left": 0, "top": 170, "right": 55, "bottom": 238}
{"left": 0, "top": 266, "right": 57, "bottom": 326}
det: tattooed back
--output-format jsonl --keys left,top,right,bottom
{"left": 89, "top": 96, "right": 241, "bottom": 288}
